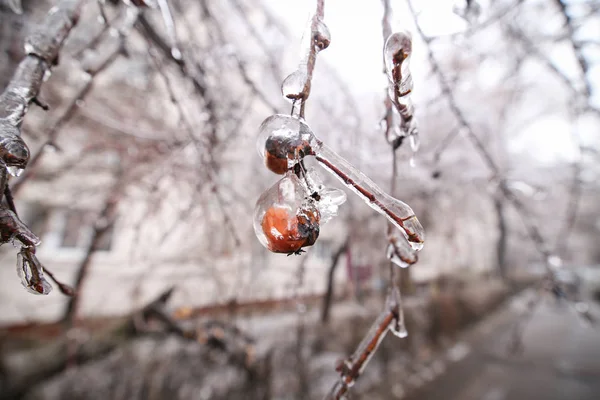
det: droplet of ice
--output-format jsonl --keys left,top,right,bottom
{"left": 97, "top": 15, "right": 106, "bottom": 25}
{"left": 171, "top": 47, "right": 182, "bottom": 60}
{"left": 384, "top": 31, "right": 412, "bottom": 81}
{"left": 75, "top": 99, "right": 85, "bottom": 108}
{"left": 43, "top": 69, "right": 52, "bottom": 82}
{"left": 409, "top": 241, "right": 424, "bottom": 251}
{"left": 409, "top": 133, "right": 420, "bottom": 152}
{"left": 24, "top": 42, "right": 34, "bottom": 55}
{"left": 257, "top": 114, "right": 316, "bottom": 174}
{"left": 281, "top": 70, "right": 307, "bottom": 102}
{"left": 314, "top": 19, "right": 331, "bottom": 51}
{"left": 409, "top": 156, "right": 416, "bottom": 168}
{"left": 547, "top": 255, "right": 562, "bottom": 269}
{"left": 6, "top": 166, "right": 24, "bottom": 177}
{"left": 16, "top": 251, "right": 53, "bottom": 295}
{"left": 388, "top": 234, "right": 418, "bottom": 266}
{"left": 390, "top": 323, "right": 408, "bottom": 338}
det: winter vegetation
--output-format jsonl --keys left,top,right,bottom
{"left": 0, "top": 0, "right": 599, "bottom": 399}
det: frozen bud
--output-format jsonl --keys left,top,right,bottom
{"left": 257, "top": 114, "right": 317, "bottom": 174}
{"left": 281, "top": 70, "right": 308, "bottom": 102}
{"left": 384, "top": 31, "right": 412, "bottom": 81}
{"left": 17, "top": 249, "right": 52, "bottom": 295}
{"left": 314, "top": 19, "right": 331, "bottom": 51}
{"left": 0, "top": 134, "right": 30, "bottom": 169}
{"left": 387, "top": 234, "right": 418, "bottom": 267}
{"left": 254, "top": 172, "right": 320, "bottom": 254}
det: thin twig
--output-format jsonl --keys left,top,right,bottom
{"left": 299, "top": 0, "right": 325, "bottom": 119}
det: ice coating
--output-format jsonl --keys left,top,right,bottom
{"left": 343, "top": 309, "right": 394, "bottom": 384}
{"left": 303, "top": 168, "right": 347, "bottom": 224}
{"left": 387, "top": 286, "right": 408, "bottom": 338}
{"left": 315, "top": 144, "right": 424, "bottom": 249}
{"left": 384, "top": 31, "right": 417, "bottom": 140}
{"left": 253, "top": 172, "right": 320, "bottom": 253}
{"left": 317, "top": 187, "right": 347, "bottom": 223}
{"left": 314, "top": 19, "right": 331, "bottom": 51}
{"left": 258, "top": 114, "right": 317, "bottom": 175}
{"left": 281, "top": 70, "right": 308, "bottom": 102}
{"left": 387, "top": 234, "right": 418, "bottom": 268}
{"left": 258, "top": 115, "right": 424, "bottom": 248}
{"left": 16, "top": 249, "right": 52, "bottom": 295}
{"left": 384, "top": 31, "right": 413, "bottom": 87}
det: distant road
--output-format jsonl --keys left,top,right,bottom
{"left": 404, "top": 289, "right": 600, "bottom": 400}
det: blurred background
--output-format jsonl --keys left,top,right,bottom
{"left": 0, "top": 0, "right": 599, "bottom": 399}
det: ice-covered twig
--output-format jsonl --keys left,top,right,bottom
{"left": 384, "top": 31, "right": 418, "bottom": 141}
{"left": 0, "top": 207, "right": 40, "bottom": 248}
{"left": 325, "top": 285, "right": 405, "bottom": 400}
{"left": 156, "top": 0, "right": 182, "bottom": 60}
{"left": 12, "top": 7, "right": 137, "bottom": 195}
{"left": 0, "top": 0, "right": 83, "bottom": 178}
{"left": 298, "top": 0, "right": 325, "bottom": 118}
{"left": 17, "top": 247, "right": 53, "bottom": 295}
{"left": 314, "top": 143, "right": 424, "bottom": 248}
{"left": 280, "top": 0, "right": 328, "bottom": 118}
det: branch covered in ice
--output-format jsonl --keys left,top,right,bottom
{"left": 256, "top": 114, "right": 425, "bottom": 250}
{"left": 324, "top": 287, "right": 405, "bottom": 399}
{"left": 0, "top": 0, "right": 83, "bottom": 296}
{"left": 280, "top": 0, "right": 328, "bottom": 118}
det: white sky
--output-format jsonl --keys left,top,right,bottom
{"left": 266, "top": 0, "right": 470, "bottom": 94}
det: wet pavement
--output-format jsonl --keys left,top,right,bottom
{"left": 404, "top": 289, "right": 600, "bottom": 400}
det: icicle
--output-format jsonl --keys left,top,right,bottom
{"left": 6, "top": 166, "right": 24, "bottom": 177}
{"left": 16, "top": 249, "right": 52, "bottom": 295}
{"left": 384, "top": 31, "right": 413, "bottom": 95}
{"left": 387, "top": 286, "right": 408, "bottom": 338}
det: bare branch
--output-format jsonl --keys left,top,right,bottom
{"left": 63, "top": 172, "right": 124, "bottom": 326}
